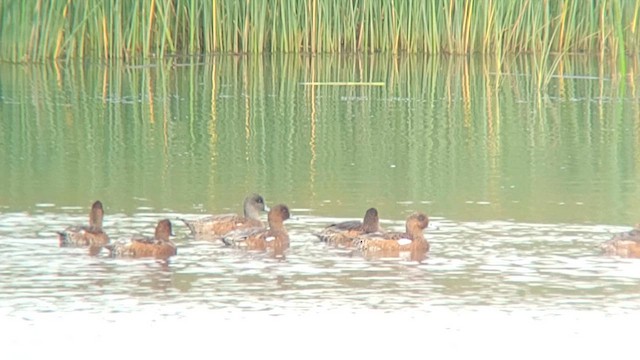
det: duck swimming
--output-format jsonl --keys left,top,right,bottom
{"left": 57, "top": 200, "right": 109, "bottom": 248}
{"left": 180, "top": 194, "right": 269, "bottom": 238}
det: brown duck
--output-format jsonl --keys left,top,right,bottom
{"left": 180, "top": 194, "right": 268, "bottom": 237}
{"left": 105, "top": 219, "right": 176, "bottom": 259}
{"left": 221, "top": 204, "right": 291, "bottom": 252}
{"left": 314, "top": 207, "right": 382, "bottom": 247}
{"left": 352, "top": 212, "right": 430, "bottom": 254}
{"left": 600, "top": 224, "right": 640, "bottom": 258}
{"left": 57, "top": 200, "right": 109, "bottom": 247}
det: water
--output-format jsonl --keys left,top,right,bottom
{"left": 1, "top": 55, "right": 639, "bottom": 358}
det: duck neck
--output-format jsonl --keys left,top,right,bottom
{"left": 362, "top": 220, "right": 379, "bottom": 233}
{"left": 407, "top": 226, "right": 425, "bottom": 242}
{"left": 269, "top": 220, "right": 286, "bottom": 233}
{"left": 90, "top": 212, "right": 103, "bottom": 230}
{"left": 155, "top": 227, "right": 171, "bottom": 242}
{"left": 244, "top": 205, "right": 260, "bottom": 220}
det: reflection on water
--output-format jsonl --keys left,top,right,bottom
{"left": 1, "top": 55, "right": 640, "bottom": 356}
{"left": 1, "top": 55, "right": 639, "bottom": 224}
{"left": 1, "top": 211, "right": 638, "bottom": 316}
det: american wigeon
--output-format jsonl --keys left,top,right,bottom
{"left": 104, "top": 219, "right": 176, "bottom": 259}
{"left": 352, "top": 212, "right": 430, "bottom": 253}
{"left": 57, "top": 200, "right": 110, "bottom": 247}
{"left": 600, "top": 224, "right": 640, "bottom": 257}
{"left": 221, "top": 204, "right": 290, "bottom": 252}
{"left": 314, "top": 207, "right": 381, "bottom": 247}
{"left": 180, "top": 194, "right": 269, "bottom": 237}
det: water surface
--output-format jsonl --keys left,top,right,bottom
{"left": 1, "top": 55, "right": 639, "bottom": 358}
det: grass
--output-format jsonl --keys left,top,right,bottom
{"left": 1, "top": 0, "right": 639, "bottom": 63}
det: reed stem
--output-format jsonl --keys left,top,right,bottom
{"left": 1, "top": 0, "right": 638, "bottom": 62}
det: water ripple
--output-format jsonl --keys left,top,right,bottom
{"left": 0, "top": 212, "right": 638, "bottom": 317}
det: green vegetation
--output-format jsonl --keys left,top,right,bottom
{"left": 1, "top": 0, "right": 639, "bottom": 62}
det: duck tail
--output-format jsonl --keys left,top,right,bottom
{"left": 221, "top": 227, "right": 257, "bottom": 247}
{"left": 103, "top": 243, "right": 116, "bottom": 257}
{"left": 57, "top": 231, "right": 70, "bottom": 247}
{"left": 177, "top": 218, "right": 197, "bottom": 235}
{"left": 311, "top": 233, "right": 327, "bottom": 242}
{"left": 598, "top": 239, "right": 615, "bottom": 253}
{"left": 221, "top": 236, "right": 234, "bottom": 246}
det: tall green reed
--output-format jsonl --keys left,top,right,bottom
{"left": 1, "top": 0, "right": 638, "bottom": 63}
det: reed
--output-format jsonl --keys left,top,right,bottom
{"left": 1, "top": 0, "right": 639, "bottom": 62}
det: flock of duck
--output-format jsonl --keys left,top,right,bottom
{"left": 57, "top": 194, "right": 640, "bottom": 261}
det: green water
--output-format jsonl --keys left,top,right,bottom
{"left": 2, "top": 55, "right": 640, "bottom": 358}
{"left": 1, "top": 55, "right": 639, "bottom": 224}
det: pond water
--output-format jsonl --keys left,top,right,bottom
{"left": 1, "top": 55, "right": 640, "bottom": 358}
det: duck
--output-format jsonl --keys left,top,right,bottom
{"left": 57, "top": 200, "right": 110, "bottom": 247}
{"left": 221, "top": 204, "right": 290, "bottom": 252}
{"left": 180, "top": 194, "right": 269, "bottom": 237}
{"left": 104, "top": 219, "right": 176, "bottom": 259}
{"left": 313, "top": 208, "right": 382, "bottom": 247}
{"left": 352, "top": 212, "right": 430, "bottom": 254}
{"left": 600, "top": 224, "right": 640, "bottom": 257}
